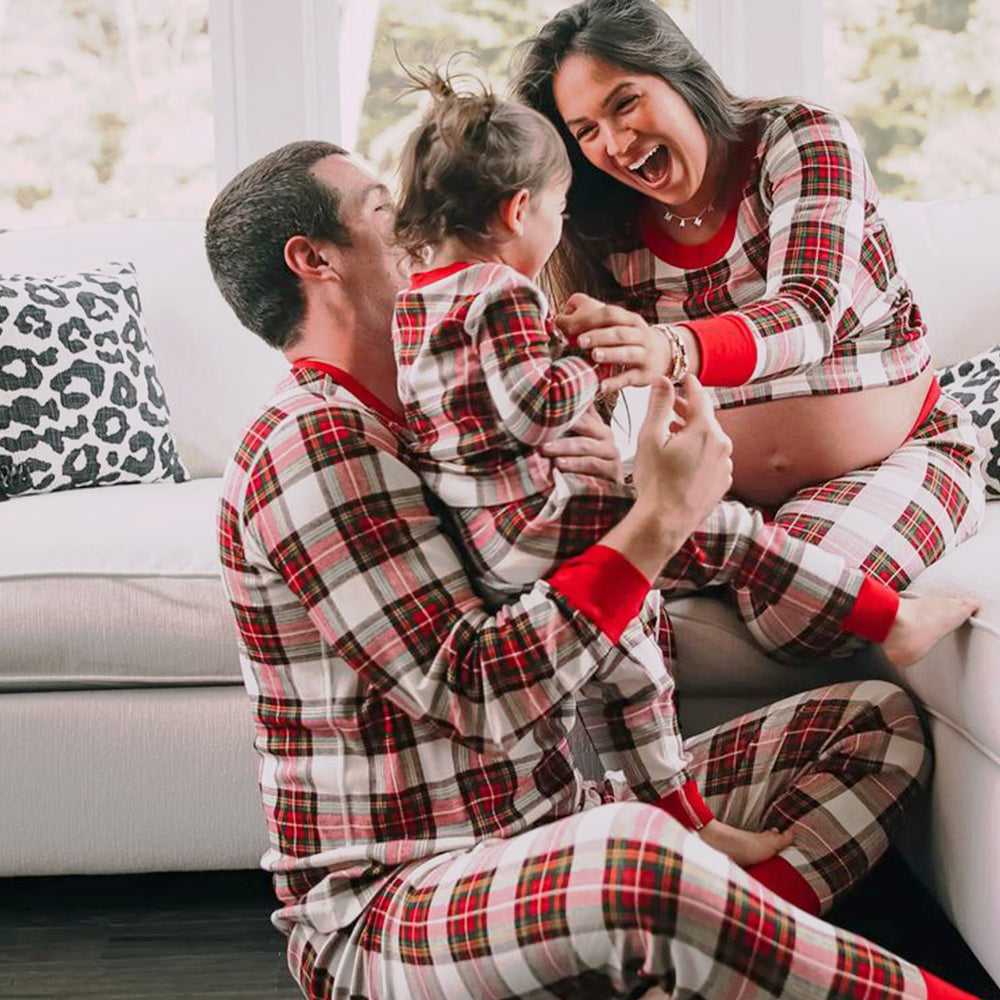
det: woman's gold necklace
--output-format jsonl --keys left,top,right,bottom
{"left": 662, "top": 203, "right": 714, "bottom": 228}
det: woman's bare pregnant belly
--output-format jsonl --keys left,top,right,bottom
{"left": 717, "top": 368, "right": 934, "bottom": 508}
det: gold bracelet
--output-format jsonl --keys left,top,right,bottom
{"left": 660, "top": 325, "right": 689, "bottom": 383}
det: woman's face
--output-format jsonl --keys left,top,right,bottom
{"left": 552, "top": 53, "right": 711, "bottom": 210}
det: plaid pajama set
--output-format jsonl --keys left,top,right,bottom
{"left": 606, "top": 102, "right": 986, "bottom": 656}
{"left": 219, "top": 367, "right": 932, "bottom": 1000}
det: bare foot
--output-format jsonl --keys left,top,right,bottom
{"left": 881, "top": 594, "right": 979, "bottom": 669}
{"left": 698, "top": 819, "right": 794, "bottom": 867}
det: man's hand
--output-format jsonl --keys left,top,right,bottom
{"left": 539, "top": 406, "right": 623, "bottom": 483}
{"left": 557, "top": 292, "right": 672, "bottom": 390}
{"left": 602, "top": 375, "right": 732, "bottom": 581}
{"left": 699, "top": 819, "right": 794, "bottom": 868}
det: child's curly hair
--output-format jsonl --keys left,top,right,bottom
{"left": 394, "top": 66, "right": 572, "bottom": 260}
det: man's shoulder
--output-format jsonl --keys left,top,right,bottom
{"left": 224, "top": 372, "right": 407, "bottom": 490}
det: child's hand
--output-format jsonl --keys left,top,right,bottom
{"left": 556, "top": 292, "right": 674, "bottom": 391}
{"left": 699, "top": 818, "right": 794, "bottom": 868}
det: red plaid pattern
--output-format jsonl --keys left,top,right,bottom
{"left": 285, "top": 681, "right": 929, "bottom": 1000}
{"left": 393, "top": 261, "right": 600, "bottom": 506}
{"left": 220, "top": 367, "right": 704, "bottom": 938}
{"left": 757, "top": 391, "right": 986, "bottom": 659}
{"left": 391, "top": 260, "right": 883, "bottom": 657}
{"left": 606, "top": 103, "right": 932, "bottom": 407}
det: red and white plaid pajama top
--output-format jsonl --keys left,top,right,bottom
{"left": 603, "top": 101, "right": 985, "bottom": 646}
{"left": 218, "top": 367, "right": 933, "bottom": 1000}
{"left": 606, "top": 102, "right": 931, "bottom": 403}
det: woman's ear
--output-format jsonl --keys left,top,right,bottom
{"left": 498, "top": 188, "right": 531, "bottom": 237}
{"left": 284, "top": 235, "right": 341, "bottom": 281}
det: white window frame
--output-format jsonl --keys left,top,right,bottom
{"left": 208, "top": 0, "right": 823, "bottom": 188}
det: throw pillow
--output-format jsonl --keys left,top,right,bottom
{"left": 938, "top": 345, "right": 1000, "bottom": 499}
{"left": 0, "top": 261, "right": 189, "bottom": 501}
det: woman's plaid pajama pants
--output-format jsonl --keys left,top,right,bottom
{"left": 737, "top": 391, "right": 985, "bottom": 659}
{"left": 286, "top": 679, "right": 930, "bottom": 1000}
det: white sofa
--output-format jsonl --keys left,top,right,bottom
{"left": 1, "top": 199, "right": 997, "bottom": 983}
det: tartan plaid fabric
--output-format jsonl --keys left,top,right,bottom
{"left": 605, "top": 103, "right": 932, "bottom": 407}
{"left": 393, "top": 261, "right": 600, "bottom": 507}
{"left": 756, "top": 391, "right": 985, "bottom": 659}
{"left": 391, "top": 260, "right": 876, "bottom": 653}
{"left": 219, "top": 367, "right": 707, "bottom": 938}
{"left": 285, "top": 680, "right": 929, "bottom": 1000}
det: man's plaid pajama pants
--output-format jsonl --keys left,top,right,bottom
{"left": 285, "top": 679, "right": 930, "bottom": 1000}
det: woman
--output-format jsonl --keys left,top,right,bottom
{"left": 513, "top": 0, "right": 986, "bottom": 660}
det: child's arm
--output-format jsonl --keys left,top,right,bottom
{"left": 471, "top": 275, "right": 600, "bottom": 446}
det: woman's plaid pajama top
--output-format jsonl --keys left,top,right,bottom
{"left": 606, "top": 102, "right": 931, "bottom": 402}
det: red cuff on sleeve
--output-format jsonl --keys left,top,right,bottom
{"left": 546, "top": 544, "right": 650, "bottom": 645}
{"left": 655, "top": 779, "right": 714, "bottom": 830}
{"left": 842, "top": 575, "right": 900, "bottom": 643}
{"left": 684, "top": 315, "right": 757, "bottom": 386}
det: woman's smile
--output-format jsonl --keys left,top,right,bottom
{"left": 553, "top": 52, "right": 711, "bottom": 210}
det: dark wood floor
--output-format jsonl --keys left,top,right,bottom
{"left": 0, "top": 851, "right": 996, "bottom": 1000}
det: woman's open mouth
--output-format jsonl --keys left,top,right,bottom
{"left": 627, "top": 144, "right": 671, "bottom": 186}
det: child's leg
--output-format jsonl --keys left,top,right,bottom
{"left": 739, "top": 393, "right": 985, "bottom": 661}
{"left": 574, "top": 601, "right": 712, "bottom": 826}
{"left": 288, "top": 799, "right": 979, "bottom": 1000}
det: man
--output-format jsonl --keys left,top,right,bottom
{"left": 207, "top": 140, "right": 972, "bottom": 1000}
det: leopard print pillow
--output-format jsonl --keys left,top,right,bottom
{"left": 0, "top": 262, "right": 188, "bottom": 501}
{"left": 938, "top": 345, "right": 1000, "bottom": 499}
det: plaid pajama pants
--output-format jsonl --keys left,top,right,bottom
{"left": 742, "top": 390, "right": 986, "bottom": 660}
{"left": 285, "top": 680, "right": 929, "bottom": 1000}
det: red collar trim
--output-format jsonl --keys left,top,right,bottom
{"left": 638, "top": 199, "right": 740, "bottom": 269}
{"left": 291, "top": 359, "right": 404, "bottom": 427}
{"left": 409, "top": 260, "right": 476, "bottom": 289}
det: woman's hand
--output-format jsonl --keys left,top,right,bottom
{"left": 556, "top": 292, "right": 672, "bottom": 391}
{"left": 699, "top": 819, "right": 794, "bottom": 868}
{"left": 539, "top": 406, "right": 623, "bottom": 483}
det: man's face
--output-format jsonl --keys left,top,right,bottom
{"left": 310, "top": 154, "right": 408, "bottom": 335}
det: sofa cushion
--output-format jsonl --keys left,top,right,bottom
{"left": 0, "top": 221, "right": 286, "bottom": 480}
{"left": 0, "top": 262, "right": 189, "bottom": 500}
{"left": 896, "top": 502, "right": 1000, "bottom": 766}
{"left": 879, "top": 196, "right": 1000, "bottom": 367}
{"left": 0, "top": 477, "right": 241, "bottom": 690}
{"left": 938, "top": 345, "right": 1000, "bottom": 498}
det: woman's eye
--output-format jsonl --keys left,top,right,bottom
{"left": 574, "top": 125, "right": 596, "bottom": 142}
{"left": 616, "top": 95, "right": 637, "bottom": 114}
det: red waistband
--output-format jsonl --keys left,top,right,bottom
{"left": 908, "top": 375, "right": 941, "bottom": 438}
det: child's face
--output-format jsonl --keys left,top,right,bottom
{"left": 515, "top": 175, "right": 570, "bottom": 280}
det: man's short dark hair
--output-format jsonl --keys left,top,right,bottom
{"left": 205, "top": 140, "right": 350, "bottom": 350}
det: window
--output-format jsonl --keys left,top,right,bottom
{"left": 0, "top": 0, "right": 214, "bottom": 228}
{"left": 823, "top": 0, "right": 1000, "bottom": 199}
{"left": 357, "top": 0, "right": 692, "bottom": 182}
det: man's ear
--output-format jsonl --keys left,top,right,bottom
{"left": 497, "top": 188, "right": 531, "bottom": 237}
{"left": 284, "top": 236, "right": 341, "bottom": 281}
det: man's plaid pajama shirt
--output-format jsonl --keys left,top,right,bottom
{"left": 218, "top": 368, "right": 932, "bottom": 1000}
